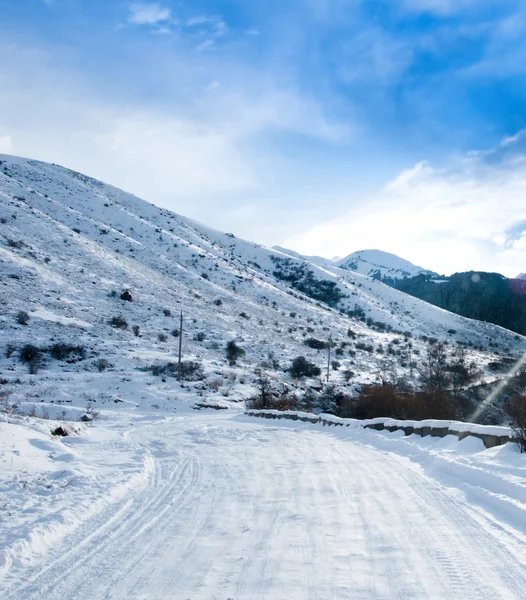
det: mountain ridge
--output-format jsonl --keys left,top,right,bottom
{"left": 273, "top": 246, "right": 437, "bottom": 281}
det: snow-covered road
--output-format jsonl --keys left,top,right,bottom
{"left": 4, "top": 413, "right": 526, "bottom": 599}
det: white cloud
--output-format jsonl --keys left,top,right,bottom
{"left": 399, "top": 0, "right": 489, "bottom": 15}
{"left": 284, "top": 140, "right": 526, "bottom": 277}
{"left": 186, "top": 16, "right": 215, "bottom": 27}
{"left": 0, "top": 135, "right": 13, "bottom": 153}
{"left": 501, "top": 131, "right": 524, "bottom": 146}
{"left": 0, "top": 42, "right": 349, "bottom": 235}
{"left": 197, "top": 39, "right": 215, "bottom": 52}
{"left": 512, "top": 234, "right": 526, "bottom": 250}
{"left": 128, "top": 3, "right": 171, "bottom": 26}
{"left": 337, "top": 27, "right": 414, "bottom": 86}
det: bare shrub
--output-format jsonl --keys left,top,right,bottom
{"left": 180, "top": 361, "right": 203, "bottom": 380}
{"left": 132, "top": 325, "right": 140, "bottom": 336}
{"left": 304, "top": 338, "right": 328, "bottom": 350}
{"left": 109, "top": 316, "right": 128, "bottom": 329}
{"left": 158, "top": 333, "right": 168, "bottom": 342}
{"left": 208, "top": 378, "right": 222, "bottom": 392}
{"left": 419, "top": 341, "right": 449, "bottom": 391}
{"left": 49, "top": 343, "right": 86, "bottom": 361}
{"left": 246, "top": 370, "right": 300, "bottom": 411}
{"left": 226, "top": 340, "right": 245, "bottom": 366}
{"left": 289, "top": 356, "right": 321, "bottom": 378}
{"left": 16, "top": 310, "right": 30, "bottom": 325}
{"left": 95, "top": 358, "right": 112, "bottom": 372}
{"left": 345, "top": 385, "right": 459, "bottom": 421}
{"left": 0, "top": 389, "right": 12, "bottom": 413}
{"left": 20, "top": 344, "right": 42, "bottom": 363}
{"left": 342, "top": 368, "right": 354, "bottom": 382}
{"left": 5, "top": 343, "right": 16, "bottom": 358}
{"left": 318, "top": 385, "right": 351, "bottom": 414}
{"left": 151, "top": 361, "right": 203, "bottom": 381}
{"left": 28, "top": 359, "right": 41, "bottom": 375}
{"left": 507, "top": 394, "right": 526, "bottom": 453}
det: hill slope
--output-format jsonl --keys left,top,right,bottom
{"left": 0, "top": 154, "right": 523, "bottom": 409}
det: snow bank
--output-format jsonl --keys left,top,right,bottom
{"left": 245, "top": 410, "right": 514, "bottom": 448}
{"left": 0, "top": 413, "right": 154, "bottom": 581}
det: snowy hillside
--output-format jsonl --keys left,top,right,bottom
{"left": 0, "top": 152, "right": 523, "bottom": 400}
{"left": 337, "top": 249, "right": 436, "bottom": 280}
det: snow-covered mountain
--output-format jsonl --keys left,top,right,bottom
{"left": 336, "top": 249, "right": 436, "bottom": 280}
{"left": 517, "top": 273, "right": 526, "bottom": 280}
{"left": 0, "top": 153, "right": 523, "bottom": 402}
{"left": 274, "top": 246, "right": 436, "bottom": 281}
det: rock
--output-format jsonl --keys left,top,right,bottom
{"left": 120, "top": 290, "right": 133, "bottom": 302}
{"left": 80, "top": 413, "right": 93, "bottom": 422}
{"left": 51, "top": 426, "right": 69, "bottom": 436}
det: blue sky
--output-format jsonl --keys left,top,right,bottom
{"left": 1, "top": 0, "right": 526, "bottom": 275}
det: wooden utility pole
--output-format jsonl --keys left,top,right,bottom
{"left": 408, "top": 341, "right": 413, "bottom": 384}
{"left": 326, "top": 334, "right": 332, "bottom": 382}
{"left": 178, "top": 310, "right": 183, "bottom": 381}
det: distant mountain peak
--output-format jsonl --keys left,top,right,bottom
{"left": 336, "top": 249, "right": 436, "bottom": 281}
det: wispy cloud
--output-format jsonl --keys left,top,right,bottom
{"left": 336, "top": 27, "right": 414, "bottom": 86}
{"left": 285, "top": 135, "right": 526, "bottom": 277}
{"left": 128, "top": 3, "right": 171, "bottom": 26}
{"left": 127, "top": 3, "right": 231, "bottom": 48}
{"left": 0, "top": 42, "right": 349, "bottom": 238}
{"left": 399, "top": 0, "right": 498, "bottom": 16}
{"left": 0, "top": 135, "right": 13, "bottom": 153}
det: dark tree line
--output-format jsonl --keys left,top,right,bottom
{"left": 392, "top": 272, "right": 526, "bottom": 336}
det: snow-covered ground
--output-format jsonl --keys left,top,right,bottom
{"left": 2, "top": 409, "right": 526, "bottom": 599}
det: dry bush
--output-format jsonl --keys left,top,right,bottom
{"left": 507, "top": 394, "right": 526, "bottom": 453}
{"left": 49, "top": 343, "right": 86, "bottom": 361}
{"left": 16, "top": 310, "right": 30, "bottom": 325}
{"left": 246, "top": 394, "right": 297, "bottom": 412}
{"left": 0, "top": 389, "right": 13, "bottom": 413}
{"left": 19, "top": 344, "right": 42, "bottom": 363}
{"left": 208, "top": 378, "right": 222, "bottom": 392}
{"left": 95, "top": 358, "right": 112, "bottom": 372}
{"left": 109, "top": 315, "right": 128, "bottom": 329}
{"left": 345, "top": 385, "right": 459, "bottom": 420}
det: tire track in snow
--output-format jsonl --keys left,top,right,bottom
{"left": 4, "top": 447, "right": 195, "bottom": 599}
{"left": 5, "top": 415, "right": 526, "bottom": 599}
